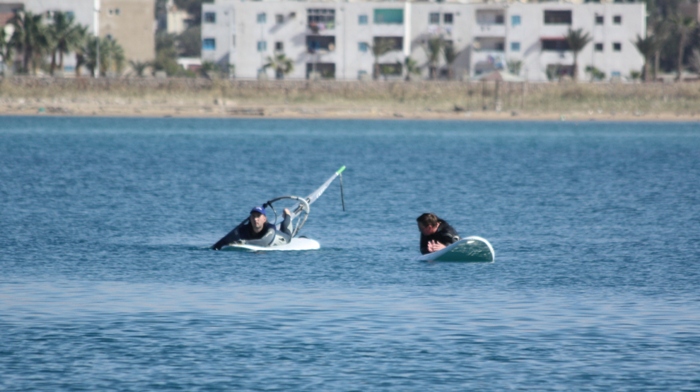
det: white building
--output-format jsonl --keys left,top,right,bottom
{"left": 201, "top": 0, "right": 645, "bottom": 82}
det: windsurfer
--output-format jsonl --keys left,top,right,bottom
{"left": 212, "top": 206, "right": 293, "bottom": 250}
{"left": 416, "top": 213, "right": 460, "bottom": 254}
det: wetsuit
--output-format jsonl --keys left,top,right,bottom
{"left": 419, "top": 219, "right": 460, "bottom": 255}
{"left": 212, "top": 215, "right": 292, "bottom": 250}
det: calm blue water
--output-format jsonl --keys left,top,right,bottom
{"left": 1, "top": 116, "right": 699, "bottom": 391}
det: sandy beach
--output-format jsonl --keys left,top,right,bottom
{"left": 1, "top": 77, "right": 699, "bottom": 122}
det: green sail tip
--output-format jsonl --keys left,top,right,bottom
{"left": 336, "top": 166, "right": 346, "bottom": 174}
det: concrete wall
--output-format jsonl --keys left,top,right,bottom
{"left": 100, "top": 0, "right": 155, "bottom": 62}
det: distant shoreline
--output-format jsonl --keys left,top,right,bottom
{"left": 1, "top": 104, "right": 699, "bottom": 122}
{"left": 2, "top": 77, "right": 699, "bottom": 123}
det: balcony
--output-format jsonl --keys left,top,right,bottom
{"left": 473, "top": 23, "right": 506, "bottom": 37}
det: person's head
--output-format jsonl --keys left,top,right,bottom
{"left": 416, "top": 213, "right": 440, "bottom": 236}
{"left": 250, "top": 206, "right": 267, "bottom": 233}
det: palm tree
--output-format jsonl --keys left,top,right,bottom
{"left": 129, "top": 60, "right": 150, "bottom": 77}
{"left": 670, "top": 15, "right": 697, "bottom": 81}
{"left": 9, "top": 11, "right": 50, "bottom": 74}
{"left": 371, "top": 38, "right": 394, "bottom": 80}
{"left": 443, "top": 41, "right": 458, "bottom": 80}
{"left": 507, "top": 59, "right": 523, "bottom": 75}
{"left": 72, "top": 26, "right": 89, "bottom": 76}
{"left": 47, "top": 11, "right": 84, "bottom": 75}
{"left": 564, "top": 28, "right": 591, "bottom": 81}
{"left": 404, "top": 56, "right": 421, "bottom": 81}
{"left": 424, "top": 36, "right": 444, "bottom": 80}
{"left": 633, "top": 34, "right": 657, "bottom": 82}
{"left": 263, "top": 53, "right": 294, "bottom": 80}
{"left": 96, "top": 38, "right": 125, "bottom": 77}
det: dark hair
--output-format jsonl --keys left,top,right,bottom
{"left": 416, "top": 213, "right": 439, "bottom": 227}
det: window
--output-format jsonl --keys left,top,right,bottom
{"left": 374, "top": 9, "right": 403, "bottom": 24}
{"left": 373, "top": 37, "right": 403, "bottom": 51}
{"left": 66, "top": 11, "right": 75, "bottom": 20}
{"left": 595, "top": 15, "right": 603, "bottom": 25}
{"left": 257, "top": 41, "right": 267, "bottom": 52}
{"left": 204, "top": 12, "right": 216, "bottom": 23}
{"left": 511, "top": 42, "right": 520, "bottom": 51}
{"left": 544, "top": 10, "right": 572, "bottom": 25}
{"left": 444, "top": 13, "right": 453, "bottom": 24}
{"left": 511, "top": 15, "right": 521, "bottom": 26}
{"left": 275, "top": 41, "right": 284, "bottom": 51}
{"left": 308, "top": 9, "right": 335, "bottom": 30}
{"left": 276, "top": 14, "right": 284, "bottom": 24}
{"left": 595, "top": 43, "right": 603, "bottom": 51}
{"left": 429, "top": 12, "right": 440, "bottom": 24}
{"left": 541, "top": 39, "right": 570, "bottom": 51}
{"left": 232, "top": 35, "right": 236, "bottom": 47}
{"left": 613, "top": 42, "right": 621, "bottom": 51}
{"left": 358, "top": 14, "right": 368, "bottom": 25}
{"left": 613, "top": 15, "right": 622, "bottom": 24}
{"left": 203, "top": 38, "right": 216, "bottom": 51}
{"left": 359, "top": 42, "right": 369, "bottom": 52}
{"left": 257, "top": 13, "right": 266, "bottom": 24}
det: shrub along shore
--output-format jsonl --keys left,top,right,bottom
{"left": 1, "top": 76, "right": 700, "bottom": 121}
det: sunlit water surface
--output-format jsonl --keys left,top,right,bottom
{"left": 1, "top": 117, "right": 699, "bottom": 390}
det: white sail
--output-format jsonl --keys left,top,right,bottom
{"left": 292, "top": 166, "right": 346, "bottom": 216}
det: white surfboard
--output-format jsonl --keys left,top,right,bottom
{"left": 223, "top": 237, "right": 321, "bottom": 252}
{"left": 417, "top": 236, "right": 495, "bottom": 262}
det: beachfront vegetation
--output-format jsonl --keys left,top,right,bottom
{"left": 1, "top": 10, "right": 126, "bottom": 77}
{"left": 263, "top": 54, "right": 294, "bottom": 80}
{"left": 565, "top": 28, "right": 592, "bottom": 82}
{"left": 424, "top": 37, "right": 444, "bottom": 80}
{"left": 371, "top": 38, "right": 394, "bottom": 81}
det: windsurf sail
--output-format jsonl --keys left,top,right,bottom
{"left": 290, "top": 165, "right": 346, "bottom": 217}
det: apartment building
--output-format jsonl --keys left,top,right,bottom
{"left": 201, "top": 0, "right": 645, "bottom": 82}
{"left": 0, "top": 0, "right": 154, "bottom": 73}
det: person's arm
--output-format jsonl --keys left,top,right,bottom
{"left": 420, "top": 235, "right": 430, "bottom": 254}
{"left": 212, "top": 224, "right": 245, "bottom": 250}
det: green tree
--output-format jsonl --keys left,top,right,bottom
{"left": 177, "top": 26, "right": 201, "bottom": 57}
{"left": 129, "top": 60, "right": 150, "bottom": 77}
{"left": 48, "top": 11, "right": 85, "bottom": 75}
{"left": 564, "top": 28, "right": 592, "bottom": 81}
{"left": 371, "top": 38, "right": 395, "bottom": 80}
{"left": 443, "top": 41, "right": 457, "bottom": 80}
{"left": 263, "top": 53, "right": 294, "bottom": 80}
{"left": 670, "top": 14, "right": 697, "bottom": 81}
{"left": 404, "top": 56, "right": 421, "bottom": 81}
{"left": 153, "top": 31, "right": 180, "bottom": 76}
{"left": 424, "top": 36, "right": 444, "bottom": 80}
{"left": 634, "top": 34, "right": 657, "bottom": 82}
{"left": 9, "top": 11, "right": 50, "bottom": 74}
{"left": 72, "top": 25, "right": 89, "bottom": 76}
{"left": 507, "top": 59, "right": 522, "bottom": 75}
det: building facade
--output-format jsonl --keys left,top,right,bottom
{"left": 201, "top": 0, "right": 645, "bottom": 82}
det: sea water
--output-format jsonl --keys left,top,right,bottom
{"left": 1, "top": 116, "right": 699, "bottom": 391}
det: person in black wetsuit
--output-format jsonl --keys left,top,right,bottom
{"left": 212, "top": 206, "right": 293, "bottom": 250}
{"left": 416, "top": 212, "right": 460, "bottom": 254}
